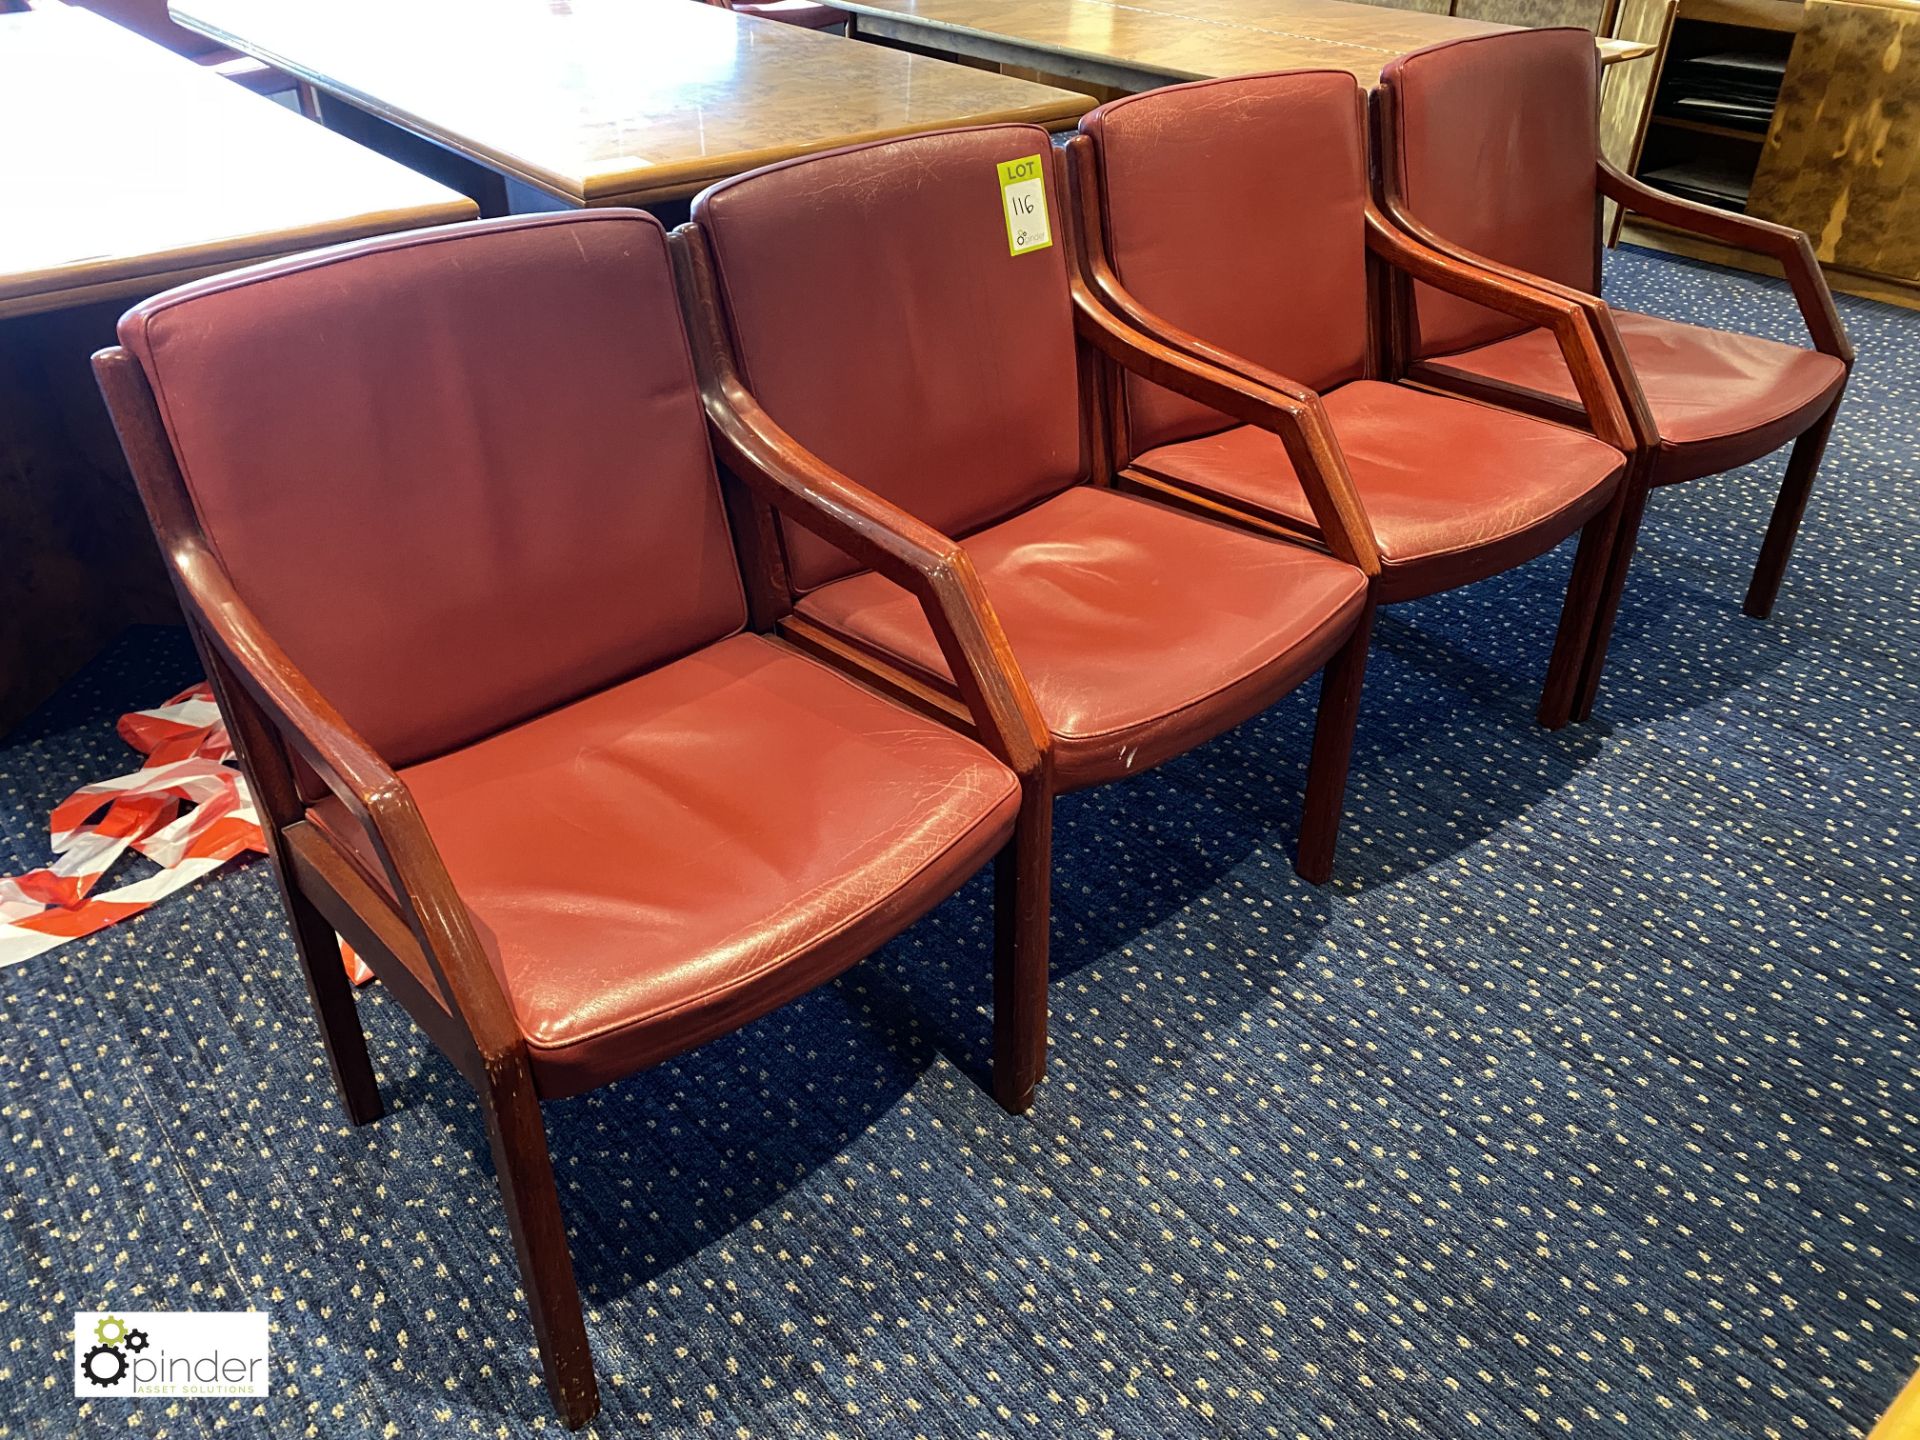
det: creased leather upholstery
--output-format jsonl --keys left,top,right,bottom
{"left": 121, "top": 212, "right": 748, "bottom": 768}
{"left": 314, "top": 634, "right": 1020, "bottom": 1097}
{"left": 694, "top": 125, "right": 1086, "bottom": 593}
{"left": 1423, "top": 311, "right": 1849, "bottom": 485}
{"left": 795, "top": 487, "right": 1369, "bottom": 790}
{"left": 1382, "top": 28, "right": 1603, "bottom": 358}
{"left": 1080, "top": 71, "right": 1370, "bottom": 454}
{"left": 1133, "top": 381, "right": 1623, "bottom": 600}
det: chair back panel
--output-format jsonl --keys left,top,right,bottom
{"left": 1080, "top": 72, "right": 1372, "bottom": 455}
{"left": 693, "top": 125, "right": 1086, "bottom": 593}
{"left": 1383, "top": 28, "right": 1602, "bottom": 358}
{"left": 119, "top": 212, "right": 747, "bottom": 766}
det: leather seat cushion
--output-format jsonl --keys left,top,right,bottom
{"left": 794, "top": 485, "right": 1369, "bottom": 792}
{"left": 1131, "top": 380, "right": 1623, "bottom": 602}
{"left": 1424, "top": 309, "right": 1848, "bottom": 485}
{"left": 314, "top": 634, "right": 1019, "bottom": 1098}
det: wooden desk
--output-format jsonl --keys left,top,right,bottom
{"left": 0, "top": 7, "right": 472, "bottom": 320}
{"left": 170, "top": 0, "right": 1095, "bottom": 211}
{"left": 826, "top": 0, "right": 1647, "bottom": 89}
{"left": 0, "top": 8, "right": 474, "bottom": 730}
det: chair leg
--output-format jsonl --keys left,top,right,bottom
{"left": 1295, "top": 598, "right": 1376, "bottom": 886}
{"left": 283, "top": 879, "right": 384, "bottom": 1127}
{"left": 1538, "top": 494, "right": 1624, "bottom": 730}
{"left": 1570, "top": 469, "right": 1652, "bottom": 725}
{"left": 481, "top": 1058, "right": 600, "bottom": 1430}
{"left": 991, "top": 785, "right": 1052, "bottom": 1116}
{"left": 1745, "top": 399, "right": 1840, "bottom": 620}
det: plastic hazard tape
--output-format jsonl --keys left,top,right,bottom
{"left": 0, "top": 684, "right": 373, "bottom": 985}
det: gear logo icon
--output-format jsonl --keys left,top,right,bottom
{"left": 82, "top": 1342, "right": 127, "bottom": 1387}
{"left": 93, "top": 1315, "right": 127, "bottom": 1347}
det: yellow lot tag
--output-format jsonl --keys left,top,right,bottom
{"left": 997, "top": 154, "right": 1053, "bottom": 256}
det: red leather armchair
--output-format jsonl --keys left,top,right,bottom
{"left": 1067, "top": 70, "right": 1635, "bottom": 730}
{"left": 92, "top": 211, "right": 1051, "bottom": 1430}
{"left": 1377, "top": 27, "right": 1853, "bottom": 718}
{"left": 673, "top": 124, "right": 1378, "bottom": 884}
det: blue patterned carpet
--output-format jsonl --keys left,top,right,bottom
{"left": 1, "top": 245, "right": 1915, "bottom": 1438}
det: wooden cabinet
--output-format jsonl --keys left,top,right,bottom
{"left": 1750, "top": 0, "right": 1920, "bottom": 284}
{"left": 1624, "top": 0, "right": 1920, "bottom": 304}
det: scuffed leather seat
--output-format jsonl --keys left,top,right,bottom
{"left": 682, "top": 123, "right": 1376, "bottom": 880}
{"left": 794, "top": 485, "right": 1367, "bottom": 789}
{"left": 97, "top": 208, "right": 1047, "bottom": 1430}
{"left": 1420, "top": 311, "right": 1845, "bottom": 486}
{"left": 313, "top": 633, "right": 1018, "bottom": 1098}
{"left": 1072, "top": 71, "right": 1626, "bottom": 710}
{"left": 1132, "top": 380, "right": 1622, "bottom": 601}
{"left": 1377, "top": 26, "right": 1853, "bottom": 685}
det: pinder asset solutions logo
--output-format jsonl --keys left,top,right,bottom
{"left": 73, "top": 1311, "right": 269, "bottom": 1398}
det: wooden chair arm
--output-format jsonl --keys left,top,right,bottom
{"left": 1059, "top": 134, "right": 1378, "bottom": 575}
{"left": 1365, "top": 205, "right": 1642, "bottom": 453}
{"left": 1068, "top": 280, "right": 1382, "bottom": 577}
{"left": 1597, "top": 159, "right": 1853, "bottom": 364}
{"left": 668, "top": 226, "right": 1050, "bottom": 780}
{"left": 91, "top": 345, "right": 520, "bottom": 1062}
{"left": 169, "top": 536, "right": 520, "bottom": 1056}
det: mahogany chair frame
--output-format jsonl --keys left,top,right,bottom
{"left": 92, "top": 329, "right": 1056, "bottom": 1430}
{"left": 1058, "top": 104, "right": 1638, "bottom": 733}
{"left": 667, "top": 196, "right": 1381, "bottom": 885}
{"left": 1372, "top": 77, "right": 1855, "bottom": 720}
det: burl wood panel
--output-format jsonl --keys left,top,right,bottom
{"left": 1600, "top": 0, "right": 1677, "bottom": 237}
{"left": 172, "top": 0, "right": 1093, "bottom": 206}
{"left": 1750, "top": 0, "right": 1920, "bottom": 282}
{"left": 0, "top": 8, "right": 471, "bottom": 319}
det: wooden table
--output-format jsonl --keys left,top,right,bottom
{"left": 824, "top": 0, "right": 1650, "bottom": 89}
{"left": 0, "top": 6, "right": 473, "bottom": 320}
{"left": 170, "top": 0, "right": 1096, "bottom": 212}
{"left": 0, "top": 8, "right": 475, "bottom": 730}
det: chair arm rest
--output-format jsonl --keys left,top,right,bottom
{"left": 1598, "top": 159, "right": 1853, "bottom": 364}
{"left": 669, "top": 226, "right": 1050, "bottom": 779}
{"left": 166, "top": 537, "right": 519, "bottom": 1055}
{"left": 1068, "top": 274, "right": 1382, "bottom": 578}
{"left": 1366, "top": 206, "right": 1644, "bottom": 454}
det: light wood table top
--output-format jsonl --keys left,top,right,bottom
{"left": 171, "top": 0, "right": 1095, "bottom": 209}
{"left": 826, "top": 0, "right": 1648, "bottom": 88}
{"left": 0, "top": 7, "right": 474, "bottom": 321}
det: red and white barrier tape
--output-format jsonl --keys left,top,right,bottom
{"left": 0, "top": 684, "right": 372, "bottom": 984}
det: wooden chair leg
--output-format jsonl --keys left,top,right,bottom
{"left": 1571, "top": 470, "right": 1652, "bottom": 724}
{"left": 481, "top": 1059, "right": 600, "bottom": 1430}
{"left": 284, "top": 880, "right": 384, "bottom": 1126}
{"left": 1745, "top": 399, "right": 1840, "bottom": 619}
{"left": 1295, "top": 598, "right": 1376, "bottom": 886}
{"left": 1538, "top": 495, "right": 1624, "bottom": 730}
{"left": 991, "top": 785, "right": 1052, "bottom": 1116}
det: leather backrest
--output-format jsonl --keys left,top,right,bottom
{"left": 693, "top": 124, "right": 1086, "bottom": 593}
{"left": 1081, "top": 71, "right": 1371, "bottom": 455}
{"left": 1382, "top": 28, "right": 1602, "bottom": 358}
{"left": 119, "top": 211, "right": 747, "bottom": 767}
